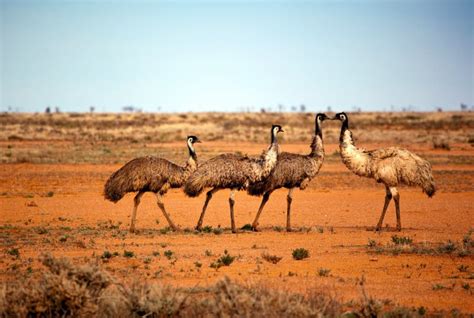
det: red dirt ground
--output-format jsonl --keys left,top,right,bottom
{"left": 1, "top": 142, "right": 473, "bottom": 312}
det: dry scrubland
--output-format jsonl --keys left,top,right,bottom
{"left": 1, "top": 111, "right": 474, "bottom": 317}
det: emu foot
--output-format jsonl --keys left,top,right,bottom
{"left": 251, "top": 223, "right": 259, "bottom": 232}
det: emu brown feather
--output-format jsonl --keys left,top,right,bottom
{"left": 104, "top": 156, "right": 195, "bottom": 202}
{"left": 247, "top": 114, "right": 326, "bottom": 231}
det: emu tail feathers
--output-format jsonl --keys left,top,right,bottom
{"left": 422, "top": 176, "right": 436, "bottom": 198}
{"left": 247, "top": 180, "right": 267, "bottom": 196}
{"left": 103, "top": 172, "right": 126, "bottom": 202}
{"left": 418, "top": 161, "right": 436, "bottom": 198}
{"left": 184, "top": 174, "right": 205, "bottom": 197}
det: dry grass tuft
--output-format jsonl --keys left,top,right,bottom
{"left": 0, "top": 254, "right": 462, "bottom": 317}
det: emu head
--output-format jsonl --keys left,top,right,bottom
{"left": 333, "top": 112, "right": 348, "bottom": 122}
{"left": 187, "top": 135, "right": 201, "bottom": 144}
{"left": 315, "top": 113, "right": 329, "bottom": 123}
{"left": 271, "top": 124, "right": 284, "bottom": 135}
{"left": 270, "top": 125, "right": 284, "bottom": 143}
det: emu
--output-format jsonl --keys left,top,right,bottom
{"left": 104, "top": 136, "right": 201, "bottom": 233}
{"left": 248, "top": 113, "right": 329, "bottom": 231}
{"left": 334, "top": 112, "right": 435, "bottom": 231}
{"left": 184, "top": 125, "right": 283, "bottom": 233}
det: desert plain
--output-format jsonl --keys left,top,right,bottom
{"left": 1, "top": 111, "right": 473, "bottom": 315}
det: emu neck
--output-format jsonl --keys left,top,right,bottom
{"left": 185, "top": 145, "right": 198, "bottom": 171}
{"left": 309, "top": 134, "right": 324, "bottom": 158}
{"left": 310, "top": 120, "right": 324, "bottom": 158}
{"left": 259, "top": 134, "right": 280, "bottom": 179}
{"left": 339, "top": 119, "right": 349, "bottom": 143}
{"left": 339, "top": 128, "right": 372, "bottom": 177}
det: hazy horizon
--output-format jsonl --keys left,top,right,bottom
{"left": 1, "top": 0, "right": 473, "bottom": 113}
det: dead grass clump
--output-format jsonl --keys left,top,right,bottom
{"left": 1, "top": 254, "right": 113, "bottom": 317}
{"left": 261, "top": 252, "right": 283, "bottom": 264}
{"left": 0, "top": 255, "right": 463, "bottom": 317}
{"left": 432, "top": 138, "right": 451, "bottom": 150}
{"left": 368, "top": 232, "right": 473, "bottom": 257}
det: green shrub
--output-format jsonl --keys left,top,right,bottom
{"left": 101, "top": 251, "right": 113, "bottom": 259}
{"left": 201, "top": 225, "right": 213, "bottom": 233}
{"left": 123, "top": 250, "right": 134, "bottom": 258}
{"left": 391, "top": 235, "right": 413, "bottom": 245}
{"left": 164, "top": 250, "right": 174, "bottom": 259}
{"left": 240, "top": 224, "right": 253, "bottom": 231}
{"left": 210, "top": 250, "right": 235, "bottom": 269}
{"left": 292, "top": 248, "right": 309, "bottom": 260}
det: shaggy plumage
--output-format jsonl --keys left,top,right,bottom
{"left": 335, "top": 112, "right": 435, "bottom": 231}
{"left": 104, "top": 136, "right": 201, "bottom": 232}
{"left": 184, "top": 125, "right": 283, "bottom": 233}
{"left": 247, "top": 113, "right": 329, "bottom": 231}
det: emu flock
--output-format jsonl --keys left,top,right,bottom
{"left": 104, "top": 112, "right": 436, "bottom": 233}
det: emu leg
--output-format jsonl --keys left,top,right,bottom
{"left": 130, "top": 191, "right": 145, "bottom": 233}
{"left": 196, "top": 188, "right": 218, "bottom": 231}
{"left": 286, "top": 188, "right": 294, "bottom": 232}
{"left": 375, "top": 186, "right": 392, "bottom": 231}
{"left": 392, "top": 188, "right": 401, "bottom": 231}
{"left": 155, "top": 193, "right": 179, "bottom": 231}
{"left": 229, "top": 189, "right": 237, "bottom": 233}
{"left": 251, "top": 191, "right": 272, "bottom": 231}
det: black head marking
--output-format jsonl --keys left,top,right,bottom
{"left": 334, "top": 112, "right": 348, "bottom": 122}
{"left": 187, "top": 135, "right": 201, "bottom": 144}
{"left": 271, "top": 124, "right": 284, "bottom": 133}
{"left": 316, "top": 113, "right": 329, "bottom": 122}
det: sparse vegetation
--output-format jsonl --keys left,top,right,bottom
{"left": 273, "top": 226, "right": 284, "bottom": 232}
{"left": 261, "top": 253, "right": 283, "bottom": 264}
{"left": 212, "top": 227, "right": 223, "bottom": 235}
{"left": 201, "top": 225, "right": 213, "bottom": 233}
{"left": 367, "top": 239, "right": 377, "bottom": 248}
{"left": 391, "top": 235, "right": 413, "bottom": 245}
{"left": 6, "top": 248, "right": 20, "bottom": 258}
{"left": 164, "top": 250, "right": 174, "bottom": 259}
{"left": 457, "top": 264, "right": 469, "bottom": 273}
{"left": 210, "top": 250, "right": 235, "bottom": 270}
{"left": 292, "top": 248, "right": 309, "bottom": 260}
{"left": 101, "top": 251, "right": 113, "bottom": 259}
{"left": 432, "top": 138, "right": 451, "bottom": 150}
{"left": 240, "top": 224, "right": 253, "bottom": 231}
{"left": 367, "top": 234, "right": 473, "bottom": 257}
{"left": 317, "top": 268, "right": 331, "bottom": 277}
{"left": 432, "top": 283, "right": 447, "bottom": 291}
{"left": 123, "top": 250, "right": 134, "bottom": 258}
{"left": 1, "top": 254, "right": 457, "bottom": 317}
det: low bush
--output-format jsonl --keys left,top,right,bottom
{"left": 0, "top": 254, "right": 463, "bottom": 317}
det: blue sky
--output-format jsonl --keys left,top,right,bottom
{"left": 1, "top": 0, "right": 473, "bottom": 113}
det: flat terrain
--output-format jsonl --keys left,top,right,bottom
{"left": 1, "top": 112, "right": 473, "bottom": 313}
